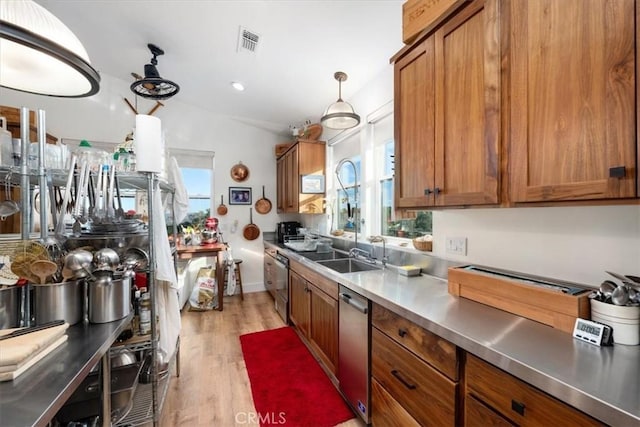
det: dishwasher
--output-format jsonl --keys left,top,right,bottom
{"left": 338, "top": 284, "right": 370, "bottom": 424}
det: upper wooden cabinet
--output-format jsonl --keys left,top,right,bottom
{"left": 276, "top": 139, "right": 326, "bottom": 214}
{"left": 395, "top": 0, "right": 500, "bottom": 209}
{"left": 508, "top": 0, "right": 637, "bottom": 202}
{"left": 394, "top": 0, "right": 639, "bottom": 209}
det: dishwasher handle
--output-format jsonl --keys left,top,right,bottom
{"left": 339, "top": 292, "right": 368, "bottom": 314}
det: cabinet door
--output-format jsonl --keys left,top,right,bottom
{"left": 395, "top": 37, "right": 437, "bottom": 208}
{"left": 309, "top": 284, "right": 338, "bottom": 373}
{"left": 276, "top": 157, "right": 285, "bottom": 213}
{"left": 509, "top": 0, "right": 636, "bottom": 202}
{"left": 288, "top": 271, "right": 310, "bottom": 337}
{"left": 465, "top": 394, "right": 514, "bottom": 427}
{"left": 434, "top": 0, "right": 500, "bottom": 206}
{"left": 285, "top": 145, "right": 299, "bottom": 213}
{"left": 371, "top": 378, "right": 421, "bottom": 427}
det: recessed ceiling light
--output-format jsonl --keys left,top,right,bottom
{"left": 231, "top": 81, "right": 245, "bottom": 91}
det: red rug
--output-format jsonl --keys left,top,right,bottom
{"left": 240, "top": 326, "right": 354, "bottom": 427}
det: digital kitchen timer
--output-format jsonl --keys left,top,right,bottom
{"left": 572, "top": 318, "right": 613, "bottom": 346}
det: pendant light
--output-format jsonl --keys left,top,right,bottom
{"left": 321, "top": 71, "right": 360, "bottom": 130}
{"left": 0, "top": 0, "right": 100, "bottom": 97}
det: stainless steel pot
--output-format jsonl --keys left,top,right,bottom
{"left": 88, "top": 275, "right": 131, "bottom": 323}
{"left": 0, "top": 285, "right": 21, "bottom": 328}
{"left": 32, "top": 280, "right": 84, "bottom": 325}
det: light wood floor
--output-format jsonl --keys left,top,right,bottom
{"left": 160, "top": 291, "right": 362, "bottom": 427}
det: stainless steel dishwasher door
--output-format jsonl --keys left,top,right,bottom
{"left": 338, "top": 284, "right": 370, "bottom": 424}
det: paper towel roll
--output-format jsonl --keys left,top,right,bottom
{"left": 134, "top": 114, "right": 162, "bottom": 173}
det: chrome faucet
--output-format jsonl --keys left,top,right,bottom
{"left": 336, "top": 158, "right": 359, "bottom": 250}
{"left": 369, "top": 235, "right": 388, "bottom": 267}
{"left": 349, "top": 247, "right": 376, "bottom": 264}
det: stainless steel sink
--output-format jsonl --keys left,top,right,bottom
{"left": 300, "top": 250, "right": 350, "bottom": 262}
{"left": 316, "top": 258, "right": 382, "bottom": 273}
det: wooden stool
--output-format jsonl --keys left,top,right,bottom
{"left": 223, "top": 259, "right": 244, "bottom": 300}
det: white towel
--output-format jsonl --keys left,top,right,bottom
{"left": 225, "top": 248, "right": 236, "bottom": 296}
{"left": 152, "top": 181, "right": 181, "bottom": 360}
{"left": 164, "top": 156, "right": 189, "bottom": 225}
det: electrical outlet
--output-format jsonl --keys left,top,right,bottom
{"left": 446, "top": 237, "right": 467, "bottom": 255}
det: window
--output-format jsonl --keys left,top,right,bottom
{"left": 178, "top": 167, "right": 213, "bottom": 228}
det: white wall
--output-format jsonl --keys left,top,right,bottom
{"left": 321, "top": 64, "right": 640, "bottom": 288}
{"left": 1, "top": 74, "right": 282, "bottom": 291}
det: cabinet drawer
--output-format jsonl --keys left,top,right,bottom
{"left": 372, "top": 303, "right": 459, "bottom": 380}
{"left": 371, "top": 378, "right": 420, "bottom": 427}
{"left": 465, "top": 394, "right": 514, "bottom": 427}
{"left": 289, "top": 259, "right": 338, "bottom": 300}
{"left": 465, "top": 354, "right": 604, "bottom": 426}
{"left": 372, "top": 328, "right": 457, "bottom": 426}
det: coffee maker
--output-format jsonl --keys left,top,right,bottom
{"left": 276, "top": 221, "right": 301, "bottom": 243}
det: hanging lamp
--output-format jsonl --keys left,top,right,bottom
{"left": 321, "top": 71, "right": 360, "bottom": 130}
{"left": 0, "top": 0, "right": 100, "bottom": 97}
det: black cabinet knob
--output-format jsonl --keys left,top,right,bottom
{"left": 424, "top": 188, "right": 432, "bottom": 195}
{"left": 398, "top": 328, "right": 408, "bottom": 338}
{"left": 434, "top": 187, "right": 441, "bottom": 195}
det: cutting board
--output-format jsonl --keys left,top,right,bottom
{"left": 0, "top": 335, "right": 67, "bottom": 381}
{"left": 0, "top": 323, "right": 69, "bottom": 367}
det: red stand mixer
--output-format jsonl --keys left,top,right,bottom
{"left": 201, "top": 217, "right": 219, "bottom": 244}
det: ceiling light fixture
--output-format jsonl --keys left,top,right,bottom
{"left": 321, "top": 71, "right": 360, "bottom": 130}
{"left": 130, "top": 43, "right": 179, "bottom": 100}
{"left": 0, "top": 0, "right": 100, "bottom": 97}
{"left": 231, "top": 81, "right": 245, "bottom": 91}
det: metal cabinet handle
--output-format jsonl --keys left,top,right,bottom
{"left": 391, "top": 369, "right": 416, "bottom": 390}
{"left": 511, "top": 399, "right": 526, "bottom": 416}
{"left": 398, "top": 328, "right": 408, "bottom": 338}
{"left": 609, "top": 166, "right": 626, "bottom": 178}
{"left": 424, "top": 188, "right": 432, "bottom": 195}
{"left": 434, "top": 187, "right": 441, "bottom": 195}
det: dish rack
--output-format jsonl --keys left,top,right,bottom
{"left": 283, "top": 231, "right": 319, "bottom": 252}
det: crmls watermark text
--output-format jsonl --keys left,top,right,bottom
{"left": 235, "top": 412, "right": 286, "bottom": 424}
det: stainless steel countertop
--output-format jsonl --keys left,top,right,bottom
{"left": 0, "top": 315, "right": 132, "bottom": 427}
{"left": 268, "top": 241, "right": 640, "bottom": 426}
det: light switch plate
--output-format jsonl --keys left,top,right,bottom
{"left": 446, "top": 237, "right": 467, "bottom": 255}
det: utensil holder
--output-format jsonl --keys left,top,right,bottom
{"left": 591, "top": 299, "right": 640, "bottom": 345}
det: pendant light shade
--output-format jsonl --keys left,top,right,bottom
{"left": 0, "top": 0, "right": 100, "bottom": 97}
{"left": 321, "top": 71, "right": 360, "bottom": 130}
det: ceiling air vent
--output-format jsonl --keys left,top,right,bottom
{"left": 237, "top": 27, "right": 260, "bottom": 53}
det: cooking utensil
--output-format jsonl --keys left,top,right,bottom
{"left": 599, "top": 280, "right": 617, "bottom": 297}
{"left": 230, "top": 161, "right": 249, "bottom": 182}
{"left": 303, "top": 123, "right": 323, "bottom": 140}
{"left": 611, "top": 285, "right": 630, "bottom": 306}
{"left": 217, "top": 195, "right": 227, "bottom": 215}
{"left": 93, "top": 248, "right": 119, "bottom": 271}
{"left": 122, "top": 247, "right": 149, "bottom": 271}
{"left": 30, "top": 260, "right": 58, "bottom": 284}
{"left": 605, "top": 271, "right": 634, "bottom": 286}
{"left": 255, "top": 185, "right": 272, "bottom": 214}
{"left": 63, "top": 249, "right": 94, "bottom": 280}
{"left": 9, "top": 241, "right": 49, "bottom": 282}
{"left": 54, "top": 154, "right": 77, "bottom": 236}
{"left": 242, "top": 208, "right": 260, "bottom": 240}
{"left": 0, "top": 172, "right": 20, "bottom": 221}
{"left": 114, "top": 172, "right": 124, "bottom": 220}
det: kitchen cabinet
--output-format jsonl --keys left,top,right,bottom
{"left": 371, "top": 303, "right": 460, "bottom": 426}
{"left": 465, "top": 353, "right": 604, "bottom": 426}
{"left": 394, "top": 0, "right": 500, "bottom": 209}
{"left": 276, "top": 139, "right": 326, "bottom": 214}
{"left": 508, "top": 0, "right": 637, "bottom": 202}
{"left": 288, "top": 260, "right": 338, "bottom": 374}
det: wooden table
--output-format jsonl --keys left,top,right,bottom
{"left": 176, "top": 243, "right": 228, "bottom": 311}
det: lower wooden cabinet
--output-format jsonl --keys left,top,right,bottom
{"left": 465, "top": 394, "right": 514, "bottom": 427}
{"left": 288, "top": 268, "right": 338, "bottom": 374}
{"left": 371, "top": 378, "right": 421, "bottom": 427}
{"left": 465, "top": 353, "right": 605, "bottom": 426}
{"left": 371, "top": 304, "right": 460, "bottom": 426}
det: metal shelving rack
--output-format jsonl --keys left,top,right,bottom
{"left": 7, "top": 107, "right": 178, "bottom": 426}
